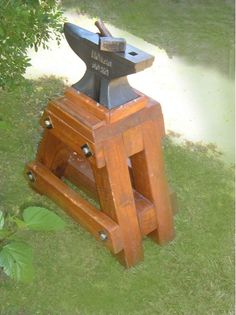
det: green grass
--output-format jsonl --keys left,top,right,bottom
{"left": 0, "top": 77, "right": 234, "bottom": 314}
{"left": 62, "top": 0, "right": 235, "bottom": 77}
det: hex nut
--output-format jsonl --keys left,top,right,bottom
{"left": 81, "top": 144, "right": 92, "bottom": 158}
{"left": 99, "top": 231, "right": 108, "bottom": 241}
{"left": 44, "top": 117, "right": 53, "bottom": 129}
{"left": 27, "top": 171, "right": 36, "bottom": 183}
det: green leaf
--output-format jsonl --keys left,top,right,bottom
{"left": 0, "top": 211, "right": 4, "bottom": 229}
{"left": 23, "top": 207, "right": 65, "bottom": 231}
{"left": 0, "top": 241, "right": 33, "bottom": 282}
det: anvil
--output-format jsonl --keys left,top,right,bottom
{"left": 64, "top": 22, "right": 154, "bottom": 109}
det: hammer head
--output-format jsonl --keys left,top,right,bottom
{"left": 99, "top": 37, "right": 126, "bottom": 52}
{"left": 64, "top": 22, "right": 154, "bottom": 109}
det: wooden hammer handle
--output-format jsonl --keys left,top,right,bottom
{"left": 95, "top": 19, "right": 112, "bottom": 37}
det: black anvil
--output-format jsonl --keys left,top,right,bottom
{"left": 64, "top": 22, "right": 154, "bottom": 109}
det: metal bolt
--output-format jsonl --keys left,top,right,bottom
{"left": 99, "top": 231, "right": 108, "bottom": 241}
{"left": 27, "top": 171, "right": 35, "bottom": 182}
{"left": 44, "top": 117, "right": 53, "bottom": 129}
{"left": 81, "top": 144, "right": 92, "bottom": 158}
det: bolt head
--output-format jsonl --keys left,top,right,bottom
{"left": 99, "top": 231, "right": 108, "bottom": 241}
{"left": 44, "top": 117, "right": 53, "bottom": 129}
{"left": 81, "top": 144, "right": 92, "bottom": 157}
{"left": 83, "top": 147, "right": 90, "bottom": 155}
{"left": 27, "top": 171, "right": 35, "bottom": 182}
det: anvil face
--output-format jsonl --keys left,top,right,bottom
{"left": 64, "top": 22, "right": 154, "bottom": 109}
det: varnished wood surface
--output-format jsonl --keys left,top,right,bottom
{"left": 27, "top": 88, "right": 176, "bottom": 268}
{"left": 131, "top": 119, "right": 175, "bottom": 244}
{"left": 93, "top": 136, "right": 144, "bottom": 267}
{"left": 43, "top": 89, "right": 163, "bottom": 144}
{"left": 65, "top": 88, "right": 109, "bottom": 122}
{"left": 65, "top": 155, "right": 178, "bottom": 224}
{"left": 40, "top": 97, "right": 164, "bottom": 169}
{"left": 65, "top": 87, "right": 147, "bottom": 124}
{"left": 27, "top": 162, "right": 123, "bottom": 254}
{"left": 40, "top": 109, "right": 104, "bottom": 167}
{"left": 36, "top": 130, "right": 71, "bottom": 177}
{"left": 64, "top": 156, "right": 158, "bottom": 236}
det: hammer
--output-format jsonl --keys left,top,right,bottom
{"left": 95, "top": 19, "right": 126, "bottom": 52}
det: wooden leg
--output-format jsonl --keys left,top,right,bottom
{"left": 92, "top": 136, "right": 143, "bottom": 267}
{"left": 36, "top": 130, "right": 71, "bottom": 177}
{"left": 130, "top": 119, "right": 174, "bottom": 244}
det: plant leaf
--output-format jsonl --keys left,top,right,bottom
{"left": 23, "top": 206, "right": 65, "bottom": 231}
{"left": 0, "top": 241, "right": 33, "bottom": 282}
{"left": 0, "top": 211, "right": 4, "bottom": 229}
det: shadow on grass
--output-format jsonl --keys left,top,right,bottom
{"left": 0, "top": 77, "right": 234, "bottom": 315}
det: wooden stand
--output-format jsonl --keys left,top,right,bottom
{"left": 26, "top": 88, "right": 176, "bottom": 267}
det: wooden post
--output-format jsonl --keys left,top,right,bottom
{"left": 92, "top": 136, "right": 143, "bottom": 267}
{"left": 130, "top": 119, "right": 175, "bottom": 244}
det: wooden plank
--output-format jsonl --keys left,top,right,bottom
{"left": 65, "top": 88, "right": 110, "bottom": 122}
{"left": 26, "top": 162, "right": 123, "bottom": 255}
{"left": 36, "top": 130, "right": 70, "bottom": 177}
{"left": 130, "top": 118, "right": 175, "bottom": 244}
{"left": 65, "top": 158, "right": 178, "bottom": 223}
{"left": 65, "top": 87, "right": 147, "bottom": 124}
{"left": 46, "top": 100, "right": 103, "bottom": 142}
{"left": 107, "top": 95, "right": 147, "bottom": 124}
{"left": 40, "top": 110, "right": 105, "bottom": 168}
{"left": 92, "top": 136, "right": 143, "bottom": 267}
{"left": 123, "top": 125, "right": 143, "bottom": 157}
{"left": 57, "top": 98, "right": 104, "bottom": 127}
{"left": 93, "top": 99, "right": 163, "bottom": 143}
{"left": 64, "top": 155, "right": 98, "bottom": 199}
{"left": 64, "top": 157, "right": 158, "bottom": 236}
{"left": 65, "top": 158, "right": 134, "bottom": 201}
{"left": 63, "top": 88, "right": 162, "bottom": 142}
{"left": 133, "top": 191, "right": 157, "bottom": 236}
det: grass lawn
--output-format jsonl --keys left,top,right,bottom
{"left": 0, "top": 77, "right": 234, "bottom": 314}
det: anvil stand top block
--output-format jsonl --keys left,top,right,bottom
{"left": 26, "top": 88, "right": 176, "bottom": 268}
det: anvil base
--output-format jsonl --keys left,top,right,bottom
{"left": 26, "top": 88, "right": 176, "bottom": 267}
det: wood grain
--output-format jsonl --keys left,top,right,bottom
{"left": 40, "top": 109, "right": 105, "bottom": 168}
{"left": 36, "top": 130, "right": 70, "bottom": 177}
{"left": 27, "top": 88, "right": 176, "bottom": 268}
{"left": 65, "top": 87, "right": 147, "bottom": 124}
{"left": 64, "top": 157, "right": 157, "bottom": 236}
{"left": 27, "top": 162, "right": 123, "bottom": 254}
{"left": 131, "top": 119, "right": 175, "bottom": 244}
{"left": 93, "top": 136, "right": 143, "bottom": 267}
